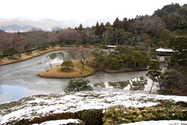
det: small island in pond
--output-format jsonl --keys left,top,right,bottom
{"left": 38, "top": 46, "right": 149, "bottom": 78}
{"left": 38, "top": 60, "right": 96, "bottom": 78}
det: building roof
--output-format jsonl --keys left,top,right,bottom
{"left": 107, "top": 45, "right": 116, "bottom": 48}
{"left": 156, "top": 48, "right": 174, "bottom": 52}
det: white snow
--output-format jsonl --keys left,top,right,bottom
{"left": 0, "top": 91, "right": 187, "bottom": 125}
{"left": 32, "top": 119, "right": 82, "bottom": 125}
{"left": 156, "top": 48, "right": 174, "bottom": 52}
{"left": 120, "top": 120, "right": 187, "bottom": 125}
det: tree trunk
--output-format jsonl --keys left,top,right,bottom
{"left": 80, "top": 59, "right": 85, "bottom": 68}
{"left": 149, "top": 81, "right": 154, "bottom": 94}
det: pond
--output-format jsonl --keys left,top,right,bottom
{"left": 0, "top": 50, "right": 161, "bottom": 104}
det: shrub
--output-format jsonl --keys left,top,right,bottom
{"left": 83, "top": 43, "right": 90, "bottom": 48}
{"left": 64, "top": 77, "right": 93, "bottom": 93}
{"left": 61, "top": 60, "right": 74, "bottom": 71}
{"left": 81, "top": 109, "right": 103, "bottom": 125}
{"left": 49, "top": 41, "right": 57, "bottom": 48}
{"left": 159, "top": 69, "right": 186, "bottom": 95}
{"left": 60, "top": 42, "right": 65, "bottom": 48}
{"left": 6, "top": 47, "right": 21, "bottom": 58}
{"left": 103, "top": 105, "right": 145, "bottom": 124}
{"left": 103, "top": 104, "right": 187, "bottom": 125}
{"left": 0, "top": 54, "right": 4, "bottom": 60}
{"left": 25, "top": 49, "right": 32, "bottom": 55}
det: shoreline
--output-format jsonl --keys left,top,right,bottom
{"left": 38, "top": 63, "right": 148, "bottom": 79}
{"left": 0, "top": 46, "right": 66, "bottom": 66}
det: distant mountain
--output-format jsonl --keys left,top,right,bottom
{"left": 0, "top": 17, "right": 32, "bottom": 22}
{"left": 42, "top": 18, "right": 60, "bottom": 24}
{"left": 58, "top": 18, "right": 113, "bottom": 27}
{"left": 0, "top": 19, "right": 74, "bottom": 32}
{"left": 0, "top": 17, "right": 113, "bottom": 32}
{"left": 0, "top": 29, "right": 5, "bottom": 33}
{"left": 0, "top": 24, "right": 37, "bottom": 31}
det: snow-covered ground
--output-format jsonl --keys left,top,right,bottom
{"left": 32, "top": 119, "right": 83, "bottom": 125}
{"left": 0, "top": 91, "right": 187, "bottom": 125}
{"left": 33, "top": 119, "right": 187, "bottom": 125}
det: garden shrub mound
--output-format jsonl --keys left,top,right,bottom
{"left": 38, "top": 60, "right": 95, "bottom": 78}
{"left": 103, "top": 103, "right": 187, "bottom": 125}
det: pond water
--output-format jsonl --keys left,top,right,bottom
{"left": 0, "top": 50, "right": 161, "bottom": 104}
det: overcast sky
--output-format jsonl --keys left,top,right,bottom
{"left": 1, "top": 0, "right": 186, "bottom": 21}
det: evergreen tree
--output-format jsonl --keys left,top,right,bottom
{"left": 132, "top": 50, "right": 149, "bottom": 67}
{"left": 160, "top": 29, "right": 171, "bottom": 47}
{"left": 95, "top": 22, "right": 100, "bottom": 35}
{"left": 105, "top": 23, "right": 113, "bottom": 34}
{"left": 146, "top": 59, "right": 162, "bottom": 94}
{"left": 99, "top": 23, "right": 105, "bottom": 35}
{"left": 164, "top": 16, "right": 170, "bottom": 30}
{"left": 0, "top": 54, "right": 3, "bottom": 60}
{"left": 64, "top": 77, "right": 93, "bottom": 93}
{"left": 169, "top": 36, "right": 187, "bottom": 67}
{"left": 107, "top": 57, "right": 123, "bottom": 69}
{"left": 49, "top": 41, "right": 57, "bottom": 48}
{"left": 113, "top": 17, "right": 122, "bottom": 29}
{"left": 122, "top": 18, "right": 129, "bottom": 31}
{"left": 6, "top": 47, "right": 21, "bottom": 59}
{"left": 61, "top": 60, "right": 74, "bottom": 69}
{"left": 78, "top": 24, "right": 83, "bottom": 31}
{"left": 159, "top": 68, "right": 186, "bottom": 95}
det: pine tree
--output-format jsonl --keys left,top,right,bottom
{"left": 169, "top": 36, "right": 187, "bottom": 67}
{"left": 95, "top": 22, "right": 100, "bottom": 35}
{"left": 61, "top": 60, "right": 74, "bottom": 69}
{"left": 78, "top": 24, "right": 83, "bottom": 31}
{"left": 122, "top": 18, "right": 129, "bottom": 31}
{"left": 113, "top": 17, "right": 122, "bottom": 29}
{"left": 146, "top": 59, "right": 162, "bottom": 94}
{"left": 160, "top": 29, "right": 171, "bottom": 47}
{"left": 64, "top": 77, "right": 93, "bottom": 93}
{"left": 164, "top": 16, "right": 170, "bottom": 30}
{"left": 99, "top": 23, "right": 105, "bottom": 35}
{"left": 6, "top": 47, "right": 21, "bottom": 59}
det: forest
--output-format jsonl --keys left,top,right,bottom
{"left": 0, "top": 3, "right": 187, "bottom": 95}
{"left": 0, "top": 3, "right": 187, "bottom": 53}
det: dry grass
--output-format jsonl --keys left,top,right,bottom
{"left": 0, "top": 46, "right": 66, "bottom": 66}
{"left": 38, "top": 60, "right": 96, "bottom": 78}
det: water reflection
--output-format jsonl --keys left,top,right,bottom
{"left": 47, "top": 52, "right": 64, "bottom": 59}
{"left": 0, "top": 85, "right": 52, "bottom": 103}
{"left": 93, "top": 77, "right": 147, "bottom": 91}
{"left": 47, "top": 51, "right": 71, "bottom": 61}
{"left": 130, "top": 77, "right": 147, "bottom": 91}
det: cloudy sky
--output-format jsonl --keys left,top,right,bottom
{"left": 1, "top": 0, "right": 186, "bottom": 21}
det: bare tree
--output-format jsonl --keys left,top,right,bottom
{"left": 102, "top": 31, "right": 110, "bottom": 45}
{"left": 12, "top": 33, "right": 26, "bottom": 52}
{"left": 58, "top": 29, "right": 81, "bottom": 44}
{"left": 68, "top": 48, "right": 92, "bottom": 68}
{"left": 129, "top": 16, "right": 166, "bottom": 37}
{"left": 24, "top": 29, "right": 51, "bottom": 49}
{"left": 0, "top": 32, "right": 14, "bottom": 53}
{"left": 78, "top": 48, "right": 92, "bottom": 68}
